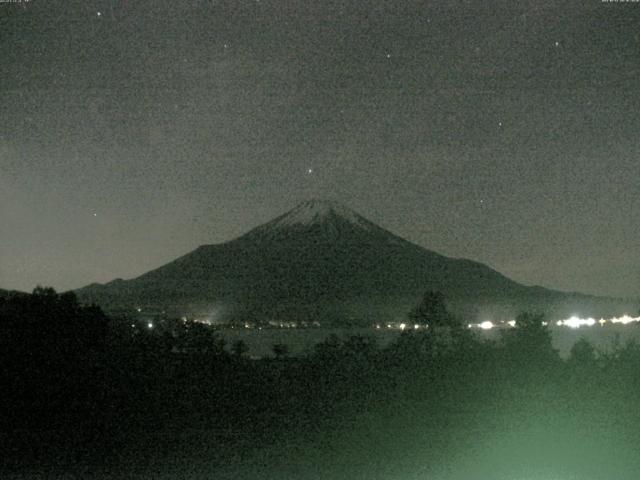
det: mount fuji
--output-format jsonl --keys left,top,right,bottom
{"left": 75, "top": 200, "right": 627, "bottom": 323}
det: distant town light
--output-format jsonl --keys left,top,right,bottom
{"left": 561, "top": 316, "right": 596, "bottom": 329}
{"left": 365, "top": 315, "right": 640, "bottom": 332}
{"left": 563, "top": 316, "right": 582, "bottom": 328}
{"left": 610, "top": 315, "right": 640, "bottom": 325}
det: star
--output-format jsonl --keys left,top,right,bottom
{"left": 92, "top": 213, "right": 97, "bottom": 217}
{"left": 97, "top": 11, "right": 102, "bottom": 17}
{"left": 554, "top": 41, "right": 560, "bottom": 47}
{"left": 307, "top": 168, "right": 313, "bottom": 174}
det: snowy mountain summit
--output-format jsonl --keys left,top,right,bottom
{"left": 245, "top": 199, "right": 384, "bottom": 241}
{"left": 268, "top": 199, "right": 372, "bottom": 229}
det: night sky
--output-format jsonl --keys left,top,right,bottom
{"left": 2, "top": 0, "right": 639, "bottom": 298}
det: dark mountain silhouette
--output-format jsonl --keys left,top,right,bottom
{"left": 75, "top": 199, "right": 632, "bottom": 323}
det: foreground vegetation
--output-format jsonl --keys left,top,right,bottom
{"left": 3, "top": 288, "right": 640, "bottom": 479}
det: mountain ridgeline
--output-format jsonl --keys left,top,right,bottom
{"left": 75, "top": 200, "right": 631, "bottom": 324}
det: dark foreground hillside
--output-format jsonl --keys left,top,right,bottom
{"left": 3, "top": 289, "right": 640, "bottom": 479}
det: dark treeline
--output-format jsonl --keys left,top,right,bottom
{"left": 3, "top": 288, "right": 640, "bottom": 479}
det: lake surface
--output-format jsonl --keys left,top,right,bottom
{"left": 217, "top": 323, "right": 640, "bottom": 359}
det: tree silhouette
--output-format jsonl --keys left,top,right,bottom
{"left": 231, "top": 339, "right": 249, "bottom": 358}
{"left": 313, "top": 333, "right": 342, "bottom": 359}
{"left": 179, "top": 321, "right": 225, "bottom": 355}
{"left": 0, "top": 286, "right": 109, "bottom": 434}
{"left": 569, "top": 337, "right": 597, "bottom": 365}
{"left": 272, "top": 343, "right": 289, "bottom": 359}
{"left": 501, "top": 311, "right": 557, "bottom": 363}
{"left": 1, "top": 286, "right": 108, "bottom": 356}
{"left": 409, "top": 290, "right": 457, "bottom": 328}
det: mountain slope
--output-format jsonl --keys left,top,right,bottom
{"left": 75, "top": 200, "right": 627, "bottom": 322}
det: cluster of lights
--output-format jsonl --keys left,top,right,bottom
{"left": 129, "top": 322, "right": 154, "bottom": 329}
{"left": 373, "top": 323, "right": 424, "bottom": 330}
{"left": 557, "top": 315, "right": 640, "bottom": 329}
{"left": 610, "top": 315, "right": 640, "bottom": 325}
{"left": 557, "top": 316, "right": 596, "bottom": 328}
{"left": 467, "top": 315, "right": 640, "bottom": 330}
{"left": 397, "top": 323, "right": 422, "bottom": 331}
{"left": 468, "top": 320, "right": 511, "bottom": 330}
